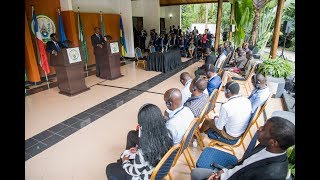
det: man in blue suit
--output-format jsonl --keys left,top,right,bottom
{"left": 205, "top": 64, "right": 222, "bottom": 96}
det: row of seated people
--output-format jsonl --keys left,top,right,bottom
{"left": 149, "top": 30, "right": 217, "bottom": 59}
{"left": 105, "top": 69, "right": 293, "bottom": 179}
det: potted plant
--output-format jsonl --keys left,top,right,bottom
{"left": 257, "top": 57, "right": 294, "bottom": 98}
{"left": 286, "top": 145, "right": 295, "bottom": 179}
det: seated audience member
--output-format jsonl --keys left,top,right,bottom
{"left": 184, "top": 77, "right": 209, "bottom": 118}
{"left": 205, "top": 64, "right": 222, "bottom": 96}
{"left": 194, "top": 48, "right": 217, "bottom": 77}
{"left": 221, "top": 50, "right": 254, "bottom": 87}
{"left": 223, "top": 41, "right": 231, "bottom": 55}
{"left": 188, "top": 37, "right": 196, "bottom": 58}
{"left": 191, "top": 116, "right": 295, "bottom": 180}
{"left": 242, "top": 42, "right": 250, "bottom": 53}
{"left": 215, "top": 45, "right": 227, "bottom": 69}
{"left": 248, "top": 40, "right": 255, "bottom": 51}
{"left": 106, "top": 104, "right": 173, "bottom": 180}
{"left": 248, "top": 73, "right": 270, "bottom": 113}
{"left": 226, "top": 48, "right": 248, "bottom": 73}
{"left": 164, "top": 88, "right": 194, "bottom": 144}
{"left": 180, "top": 72, "right": 193, "bottom": 105}
{"left": 199, "top": 81, "right": 252, "bottom": 140}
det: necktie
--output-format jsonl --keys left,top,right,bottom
{"left": 55, "top": 42, "right": 61, "bottom": 51}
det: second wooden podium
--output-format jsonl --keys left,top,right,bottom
{"left": 50, "top": 47, "right": 89, "bottom": 96}
{"left": 94, "top": 40, "right": 123, "bottom": 80}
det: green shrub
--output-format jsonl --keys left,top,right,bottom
{"left": 287, "top": 145, "right": 295, "bottom": 179}
{"left": 257, "top": 57, "right": 294, "bottom": 78}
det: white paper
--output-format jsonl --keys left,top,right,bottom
{"left": 121, "top": 150, "right": 136, "bottom": 160}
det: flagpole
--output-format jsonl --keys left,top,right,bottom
{"left": 44, "top": 71, "right": 50, "bottom": 89}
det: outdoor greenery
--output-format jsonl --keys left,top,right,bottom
{"left": 180, "top": 0, "right": 295, "bottom": 53}
{"left": 233, "top": 0, "right": 254, "bottom": 47}
{"left": 257, "top": 56, "right": 294, "bottom": 78}
{"left": 181, "top": 3, "right": 231, "bottom": 33}
{"left": 254, "top": 0, "right": 278, "bottom": 53}
{"left": 287, "top": 145, "right": 295, "bottom": 179}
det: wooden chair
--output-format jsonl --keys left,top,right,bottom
{"left": 135, "top": 47, "right": 146, "bottom": 69}
{"left": 194, "top": 88, "right": 221, "bottom": 150}
{"left": 254, "top": 94, "right": 272, "bottom": 130}
{"left": 150, "top": 144, "right": 181, "bottom": 180}
{"left": 196, "top": 131, "right": 259, "bottom": 169}
{"left": 207, "top": 106, "right": 262, "bottom": 156}
{"left": 233, "top": 62, "right": 258, "bottom": 96}
{"left": 172, "top": 118, "right": 199, "bottom": 171}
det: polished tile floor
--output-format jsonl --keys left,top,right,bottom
{"left": 25, "top": 56, "right": 284, "bottom": 180}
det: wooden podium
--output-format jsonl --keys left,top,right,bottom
{"left": 51, "top": 48, "right": 89, "bottom": 96}
{"left": 94, "top": 40, "right": 122, "bottom": 80}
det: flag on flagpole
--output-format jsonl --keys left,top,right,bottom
{"left": 77, "top": 10, "right": 89, "bottom": 64}
{"left": 32, "top": 6, "right": 50, "bottom": 74}
{"left": 120, "top": 16, "right": 127, "bottom": 58}
{"left": 100, "top": 12, "right": 105, "bottom": 37}
{"left": 58, "top": 9, "right": 68, "bottom": 47}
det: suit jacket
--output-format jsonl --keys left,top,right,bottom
{"left": 207, "top": 75, "right": 222, "bottom": 96}
{"left": 46, "top": 40, "right": 66, "bottom": 53}
{"left": 46, "top": 41, "right": 67, "bottom": 66}
{"left": 91, "top": 33, "right": 106, "bottom": 54}
{"left": 227, "top": 144, "right": 289, "bottom": 180}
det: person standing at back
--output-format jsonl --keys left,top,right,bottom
{"left": 91, "top": 27, "right": 106, "bottom": 77}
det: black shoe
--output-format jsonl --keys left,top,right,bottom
{"left": 96, "top": 75, "right": 100, "bottom": 77}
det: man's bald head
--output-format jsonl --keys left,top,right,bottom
{"left": 252, "top": 73, "right": 267, "bottom": 88}
{"left": 256, "top": 73, "right": 267, "bottom": 83}
{"left": 164, "top": 88, "right": 182, "bottom": 110}
{"left": 192, "top": 77, "right": 207, "bottom": 92}
{"left": 180, "top": 72, "right": 192, "bottom": 85}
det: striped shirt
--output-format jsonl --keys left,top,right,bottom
{"left": 122, "top": 149, "right": 154, "bottom": 180}
{"left": 184, "top": 93, "right": 209, "bottom": 118}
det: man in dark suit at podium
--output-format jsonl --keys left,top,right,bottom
{"left": 91, "top": 27, "right": 107, "bottom": 77}
{"left": 46, "top": 33, "right": 67, "bottom": 66}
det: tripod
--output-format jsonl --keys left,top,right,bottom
{"left": 279, "top": 32, "right": 288, "bottom": 60}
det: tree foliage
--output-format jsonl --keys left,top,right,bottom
{"left": 181, "top": 3, "right": 231, "bottom": 33}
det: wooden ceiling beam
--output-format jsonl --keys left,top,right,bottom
{"left": 160, "top": 0, "right": 229, "bottom": 7}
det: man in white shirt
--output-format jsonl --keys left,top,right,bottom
{"left": 199, "top": 81, "right": 252, "bottom": 140}
{"left": 180, "top": 72, "right": 193, "bottom": 105}
{"left": 248, "top": 73, "right": 270, "bottom": 113}
{"left": 164, "top": 88, "right": 194, "bottom": 144}
{"left": 191, "top": 116, "right": 295, "bottom": 180}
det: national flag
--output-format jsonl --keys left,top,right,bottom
{"left": 120, "top": 16, "right": 127, "bottom": 58}
{"left": 32, "top": 6, "right": 50, "bottom": 74}
{"left": 100, "top": 12, "right": 105, "bottom": 37}
{"left": 77, "top": 10, "right": 89, "bottom": 64}
{"left": 58, "top": 9, "right": 68, "bottom": 47}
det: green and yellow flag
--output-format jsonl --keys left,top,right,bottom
{"left": 120, "top": 16, "right": 127, "bottom": 58}
{"left": 77, "top": 10, "right": 89, "bottom": 64}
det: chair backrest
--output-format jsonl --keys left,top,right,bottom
{"left": 208, "top": 85, "right": 222, "bottom": 113}
{"left": 241, "top": 131, "right": 259, "bottom": 160}
{"left": 244, "top": 62, "right": 258, "bottom": 81}
{"left": 222, "top": 51, "right": 233, "bottom": 69}
{"left": 135, "top": 47, "right": 143, "bottom": 59}
{"left": 150, "top": 45, "right": 156, "bottom": 53}
{"left": 256, "top": 94, "right": 272, "bottom": 118}
{"left": 150, "top": 144, "right": 181, "bottom": 180}
{"left": 199, "top": 89, "right": 217, "bottom": 121}
{"left": 180, "top": 118, "right": 199, "bottom": 152}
